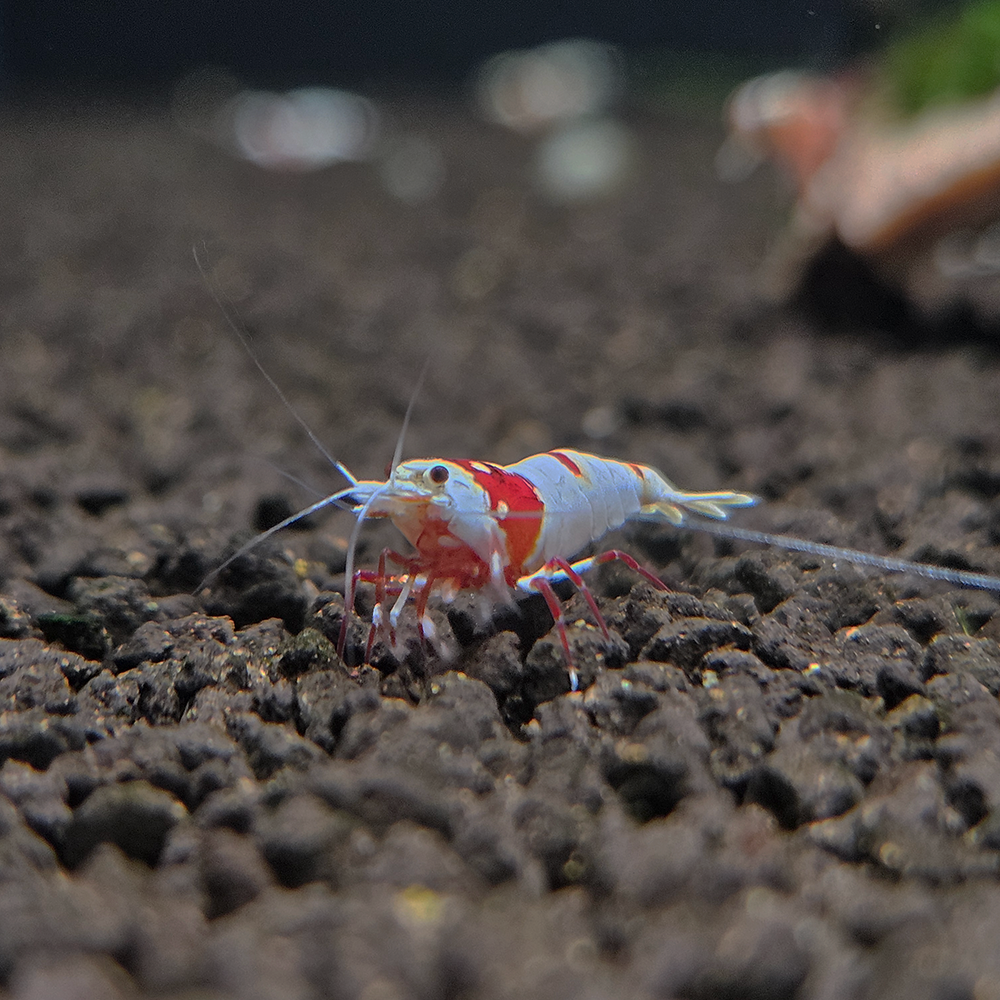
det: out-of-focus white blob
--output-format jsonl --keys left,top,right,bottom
{"left": 581, "top": 405, "right": 622, "bottom": 440}
{"left": 176, "top": 71, "right": 448, "bottom": 200}
{"left": 475, "top": 39, "right": 622, "bottom": 133}
{"left": 227, "top": 87, "right": 380, "bottom": 170}
{"left": 971, "top": 222, "right": 1000, "bottom": 273}
{"left": 533, "top": 118, "right": 635, "bottom": 202}
{"left": 376, "top": 134, "right": 446, "bottom": 205}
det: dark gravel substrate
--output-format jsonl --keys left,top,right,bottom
{"left": 3, "top": 93, "right": 1000, "bottom": 1000}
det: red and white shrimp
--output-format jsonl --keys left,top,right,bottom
{"left": 215, "top": 440, "right": 1000, "bottom": 691}
{"left": 330, "top": 449, "right": 756, "bottom": 688}
{"left": 195, "top": 250, "right": 1000, "bottom": 691}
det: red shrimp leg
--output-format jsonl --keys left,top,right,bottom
{"left": 523, "top": 549, "right": 669, "bottom": 692}
{"left": 528, "top": 575, "right": 580, "bottom": 692}
{"left": 368, "top": 548, "right": 425, "bottom": 661}
{"left": 336, "top": 548, "right": 414, "bottom": 664}
{"left": 568, "top": 549, "right": 668, "bottom": 592}
{"left": 544, "top": 557, "right": 610, "bottom": 639}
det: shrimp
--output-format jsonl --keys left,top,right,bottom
{"left": 335, "top": 450, "right": 756, "bottom": 688}
{"left": 194, "top": 247, "right": 1000, "bottom": 692}
{"left": 210, "top": 441, "right": 1000, "bottom": 693}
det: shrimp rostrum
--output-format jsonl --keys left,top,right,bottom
{"left": 326, "top": 448, "right": 756, "bottom": 688}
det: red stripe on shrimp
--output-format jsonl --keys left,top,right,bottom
{"left": 549, "top": 450, "right": 583, "bottom": 476}
{"left": 454, "top": 460, "right": 544, "bottom": 581}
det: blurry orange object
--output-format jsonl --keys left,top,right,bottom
{"left": 727, "top": 69, "right": 1000, "bottom": 303}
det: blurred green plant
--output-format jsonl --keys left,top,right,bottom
{"left": 884, "top": 0, "right": 1000, "bottom": 115}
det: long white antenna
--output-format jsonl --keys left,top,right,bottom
{"left": 341, "top": 483, "right": 392, "bottom": 660}
{"left": 387, "top": 356, "right": 432, "bottom": 483}
{"left": 195, "top": 483, "right": 362, "bottom": 592}
{"left": 688, "top": 519, "right": 1000, "bottom": 593}
{"left": 193, "top": 244, "right": 357, "bottom": 485}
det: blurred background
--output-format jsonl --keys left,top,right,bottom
{"left": 10, "top": 0, "right": 995, "bottom": 313}
{"left": 4, "top": 0, "right": 932, "bottom": 93}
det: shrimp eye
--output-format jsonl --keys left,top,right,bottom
{"left": 384, "top": 460, "right": 394, "bottom": 480}
{"left": 429, "top": 464, "right": 449, "bottom": 484}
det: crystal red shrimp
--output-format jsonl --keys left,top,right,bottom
{"left": 335, "top": 449, "right": 756, "bottom": 688}
{"left": 194, "top": 248, "right": 1000, "bottom": 691}
{"left": 208, "top": 435, "right": 1000, "bottom": 692}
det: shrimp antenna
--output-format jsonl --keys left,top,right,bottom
{"left": 387, "top": 356, "right": 432, "bottom": 484}
{"left": 339, "top": 357, "right": 432, "bottom": 659}
{"left": 340, "top": 483, "right": 390, "bottom": 661}
{"left": 192, "top": 243, "right": 357, "bottom": 486}
{"left": 194, "top": 484, "right": 363, "bottom": 592}
{"left": 688, "top": 519, "right": 1000, "bottom": 593}
{"left": 261, "top": 459, "right": 325, "bottom": 499}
